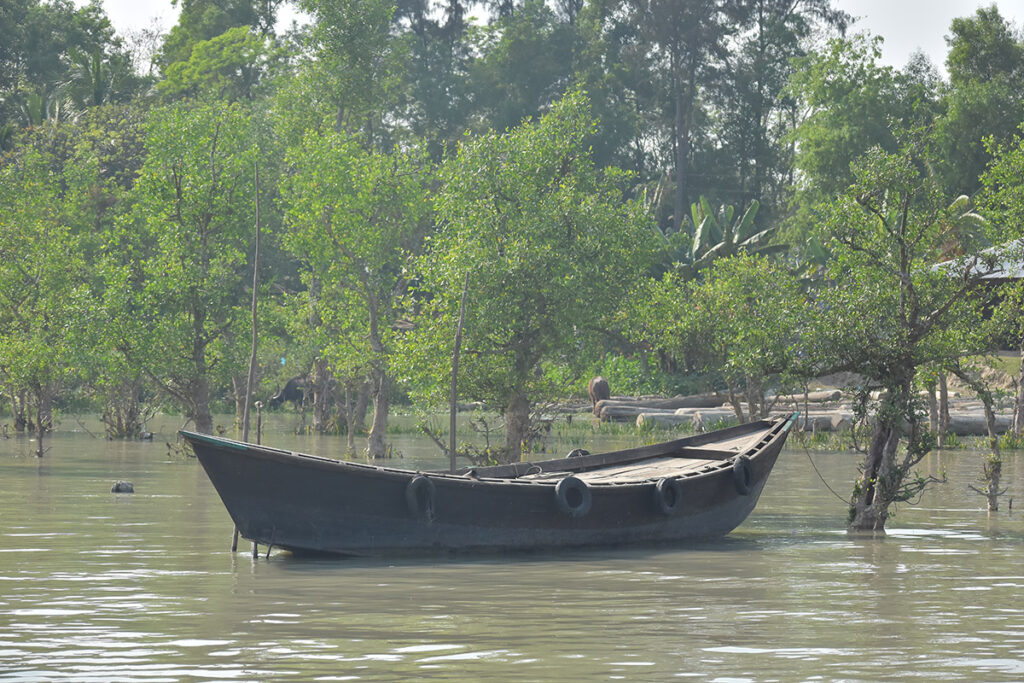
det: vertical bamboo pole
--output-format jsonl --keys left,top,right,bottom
{"left": 449, "top": 273, "right": 470, "bottom": 474}
{"left": 235, "top": 157, "right": 261, "bottom": 554}
{"left": 242, "top": 159, "right": 261, "bottom": 442}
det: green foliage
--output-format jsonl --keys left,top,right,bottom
{"left": 811, "top": 138, "right": 998, "bottom": 529}
{"left": 812, "top": 143, "right": 995, "bottom": 385}
{"left": 0, "top": 146, "right": 94, "bottom": 427}
{"left": 667, "top": 196, "right": 787, "bottom": 278}
{"left": 159, "top": 0, "right": 281, "bottom": 69}
{"left": 295, "top": 0, "right": 404, "bottom": 144}
{"left": 281, "top": 129, "right": 430, "bottom": 380}
{"left": 0, "top": 0, "right": 142, "bottom": 128}
{"left": 634, "top": 253, "right": 808, "bottom": 418}
{"left": 468, "top": 0, "right": 575, "bottom": 133}
{"left": 108, "top": 99, "right": 274, "bottom": 432}
{"left": 786, "top": 34, "right": 940, "bottom": 243}
{"left": 401, "top": 92, "right": 655, "bottom": 457}
{"left": 159, "top": 27, "right": 277, "bottom": 101}
{"left": 928, "top": 7, "right": 1024, "bottom": 196}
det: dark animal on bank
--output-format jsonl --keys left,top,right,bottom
{"left": 269, "top": 376, "right": 308, "bottom": 409}
{"left": 588, "top": 376, "right": 610, "bottom": 415}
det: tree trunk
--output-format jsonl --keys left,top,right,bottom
{"left": 35, "top": 399, "right": 45, "bottom": 458}
{"left": 11, "top": 390, "right": 28, "bottom": 432}
{"left": 231, "top": 374, "right": 246, "bottom": 427}
{"left": 982, "top": 457, "right": 1002, "bottom": 512}
{"left": 1014, "top": 342, "right": 1024, "bottom": 435}
{"left": 340, "top": 381, "right": 357, "bottom": 454}
{"left": 848, "top": 419, "right": 900, "bottom": 532}
{"left": 353, "top": 381, "right": 370, "bottom": 432}
{"left": 848, "top": 370, "right": 918, "bottom": 533}
{"left": 725, "top": 379, "right": 746, "bottom": 423}
{"left": 311, "top": 357, "right": 332, "bottom": 433}
{"left": 366, "top": 369, "right": 390, "bottom": 459}
{"left": 191, "top": 376, "right": 213, "bottom": 435}
{"left": 926, "top": 378, "right": 938, "bottom": 434}
{"left": 36, "top": 389, "right": 52, "bottom": 434}
{"left": 502, "top": 391, "right": 531, "bottom": 464}
{"left": 938, "top": 373, "right": 950, "bottom": 447}
{"left": 242, "top": 163, "right": 261, "bottom": 443}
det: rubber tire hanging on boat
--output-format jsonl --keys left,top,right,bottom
{"left": 732, "top": 455, "right": 753, "bottom": 495}
{"left": 554, "top": 475, "right": 592, "bottom": 518}
{"left": 405, "top": 475, "right": 436, "bottom": 522}
{"left": 653, "top": 477, "right": 683, "bottom": 515}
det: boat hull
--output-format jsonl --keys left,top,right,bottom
{"left": 183, "top": 416, "right": 792, "bottom": 556}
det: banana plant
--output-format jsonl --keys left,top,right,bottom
{"left": 676, "top": 197, "right": 786, "bottom": 278}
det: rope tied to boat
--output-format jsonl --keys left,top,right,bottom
{"left": 802, "top": 444, "right": 849, "bottom": 505}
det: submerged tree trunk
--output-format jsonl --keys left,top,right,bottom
{"left": 311, "top": 357, "right": 332, "bottom": 433}
{"left": 503, "top": 391, "right": 531, "bottom": 464}
{"left": 35, "top": 399, "right": 45, "bottom": 458}
{"left": 191, "top": 377, "right": 213, "bottom": 435}
{"left": 1014, "top": 342, "right": 1024, "bottom": 435}
{"left": 848, "top": 371, "right": 925, "bottom": 533}
{"left": 938, "top": 373, "right": 950, "bottom": 447}
{"left": 101, "top": 378, "right": 146, "bottom": 439}
{"left": 366, "top": 369, "right": 390, "bottom": 459}
{"left": 11, "top": 390, "right": 29, "bottom": 432}
{"left": 926, "top": 378, "right": 938, "bottom": 434}
{"left": 848, "top": 419, "right": 901, "bottom": 531}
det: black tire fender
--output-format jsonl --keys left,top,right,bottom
{"left": 406, "top": 474, "right": 436, "bottom": 521}
{"left": 732, "top": 454, "right": 753, "bottom": 495}
{"left": 554, "top": 475, "right": 592, "bottom": 518}
{"left": 653, "top": 477, "right": 683, "bottom": 515}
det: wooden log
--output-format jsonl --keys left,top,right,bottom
{"left": 691, "top": 409, "right": 739, "bottom": 431}
{"left": 789, "top": 412, "right": 854, "bottom": 432}
{"left": 595, "top": 394, "right": 727, "bottom": 418}
{"left": 770, "top": 390, "right": 843, "bottom": 404}
{"left": 947, "top": 413, "right": 1013, "bottom": 436}
{"left": 600, "top": 406, "right": 678, "bottom": 421}
{"left": 636, "top": 412, "right": 695, "bottom": 428}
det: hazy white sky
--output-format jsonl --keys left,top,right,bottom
{"left": 834, "top": 0, "right": 1023, "bottom": 71}
{"left": 98, "top": 0, "right": 1023, "bottom": 74}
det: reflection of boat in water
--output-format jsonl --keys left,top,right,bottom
{"left": 181, "top": 414, "right": 795, "bottom": 556}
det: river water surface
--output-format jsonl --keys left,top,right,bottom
{"left": 1, "top": 416, "right": 1022, "bottom": 681}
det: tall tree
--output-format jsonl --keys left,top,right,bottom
{"left": 402, "top": 92, "right": 656, "bottom": 462}
{"left": 932, "top": 5, "right": 1024, "bottom": 196}
{"left": 812, "top": 141, "right": 997, "bottom": 531}
{"left": 160, "top": 0, "right": 282, "bottom": 68}
{"left": 626, "top": 0, "right": 744, "bottom": 233}
{"left": 786, "top": 34, "right": 939, "bottom": 243}
{"left": 111, "top": 100, "right": 271, "bottom": 434}
{"left": 0, "top": 0, "right": 140, "bottom": 127}
{"left": 468, "top": 0, "right": 575, "bottom": 133}
{"left": 159, "top": 26, "right": 278, "bottom": 101}
{"left": 291, "top": 0, "right": 404, "bottom": 145}
{"left": 281, "top": 131, "right": 430, "bottom": 458}
{"left": 0, "top": 147, "right": 92, "bottom": 449}
{"left": 715, "top": 0, "right": 848, "bottom": 218}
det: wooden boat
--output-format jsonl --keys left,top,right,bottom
{"left": 181, "top": 413, "right": 796, "bottom": 556}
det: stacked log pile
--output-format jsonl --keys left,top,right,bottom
{"left": 593, "top": 390, "right": 1019, "bottom": 436}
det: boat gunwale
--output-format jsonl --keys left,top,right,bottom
{"left": 179, "top": 414, "right": 793, "bottom": 489}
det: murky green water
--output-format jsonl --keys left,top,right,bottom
{"left": 1, "top": 415, "right": 1022, "bottom": 681}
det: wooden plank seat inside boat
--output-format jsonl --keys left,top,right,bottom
{"left": 517, "top": 454, "right": 728, "bottom": 484}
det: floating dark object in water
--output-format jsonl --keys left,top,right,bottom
{"left": 111, "top": 481, "right": 134, "bottom": 494}
{"left": 180, "top": 414, "right": 796, "bottom": 557}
